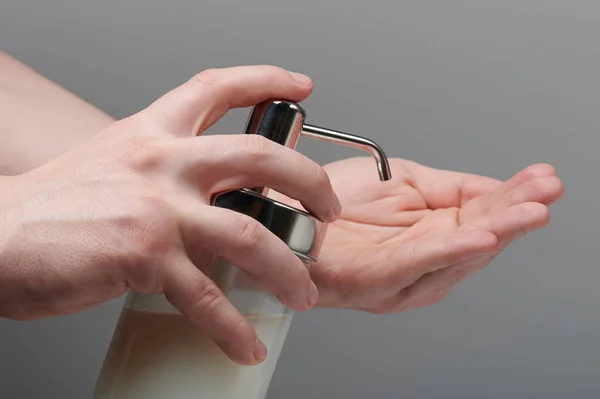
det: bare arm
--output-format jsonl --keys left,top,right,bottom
{"left": 0, "top": 50, "right": 114, "bottom": 175}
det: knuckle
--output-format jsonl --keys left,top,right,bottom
{"left": 193, "top": 283, "right": 225, "bottom": 314}
{"left": 237, "top": 135, "right": 273, "bottom": 164}
{"left": 128, "top": 196, "right": 178, "bottom": 258}
{"left": 121, "top": 137, "right": 168, "bottom": 172}
{"left": 234, "top": 217, "right": 263, "bottom": 254}
{"left": 191, "top": 68, "right": 223, "bottom": 86}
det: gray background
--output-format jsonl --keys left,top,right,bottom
{"left": 0, "top": 0, "right": 596, "bottom": 398}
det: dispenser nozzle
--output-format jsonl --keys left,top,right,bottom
{"left": 213, "top": 99, "right": 392, "bottom": 266}
{"left": 243, "top": 99, "right": 392, "bottom": 187}
{"left": 301, "top": 124, "right": 392, "bottom": 181}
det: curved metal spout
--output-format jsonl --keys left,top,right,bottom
{"left": 302, "top": 124, "right": 392, "bottom": 181}
{"left": 243, "top": 99, "right": 393, "bottom": 196}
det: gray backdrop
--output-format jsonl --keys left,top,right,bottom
{"left": 0, "top": 1, "right": 596, "bottom": 398}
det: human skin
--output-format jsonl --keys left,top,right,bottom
{"left": 0, "top": 50, "right": 564, "bottom": 362}
{"left": 0, "top": 58, "right": 341, "bottom": 366}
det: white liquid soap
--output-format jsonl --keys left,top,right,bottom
{"left": 94, "top": 308, "right": 292, "bottom": 399}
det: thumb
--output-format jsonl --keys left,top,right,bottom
{"left": 139, "top": 65, "right": 313, "bottom": 137}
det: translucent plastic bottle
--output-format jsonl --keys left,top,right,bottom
{"left": 94, "top": 99, "right": 391, "bottom": 399}
{"left": 94, "top": 188, "right": 325, "bottom": 399}
{"left": 93, "top": 290, "right": 294, "bottom": 399}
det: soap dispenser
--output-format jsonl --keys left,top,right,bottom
{"left": 94, "top": 99, "right": 391, "bottom": 399}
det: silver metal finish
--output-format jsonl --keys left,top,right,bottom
{"left": 243, "top": 99, "right": 392, "bottom": 184}
{"left": 301, "top": 124, "right": 392, "bottom": 181}
{"left": 243, "top": 99, "right": 305, "bottom": 150}
{"left": 215, "top": 98, "right": 392, "bottom": 265}
{"left": 213, "top": 188, "right": 327, "bottom": 262}
{"left": 243, "top": 100, "right": 305, "bottom": 196}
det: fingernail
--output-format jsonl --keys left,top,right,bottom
{"left": 308, "top": 281, "right": 319, "bottom": 308}
{"left": 290, "top": 72, "right": 312, "bottom": 86}
{"left": 253, "top": 338, "right": 267, "bottom": 364}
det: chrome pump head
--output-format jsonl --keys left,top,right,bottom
{"left": 244, "top": 99, "right": 391, "bottom": 195}
{"left": 213, "top": 99, "right": 391, "bottom": 263}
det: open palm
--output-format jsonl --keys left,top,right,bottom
{"left": 280, "top": 157, "right": 563, "bottom": 313}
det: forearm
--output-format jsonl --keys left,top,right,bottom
{"left": 0, "top": 50, "right": 114, "bottom": 175}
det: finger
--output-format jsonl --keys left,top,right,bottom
{"left": 397, "top": 202, "right": 553, "bottom": 311}
{"left": 487, "top": 176, "right": 564, "bottom": 213}
{"left": 174, "top": 134, "right": 341, "bottom": 222}
{"left": 378, "top": 229, "right": 498, "bottom": 289}
{"left": 179, "top": 203, "right": 318, "bottom": 312}
{"left": 162, "top": 254, "right": 267, "bottom": 365}
{"left": 140, "top": 65, "right": 313, "bottom": 137}
{"left": 462, "top": 201, "right": 551, "bottom": 250}
{"left": 402, "top": 160, "right": 502, "bottom": 208}
{"left": 372, "top": 239, "right": 494, "bottom": 314}
{"left": 486, "top": 163, "right": 558, "bottom": 202}
{"left": 393, "top": 260, "right": 483, "bottom": 311}
{"left": 459, "top": 164, "right": 558, "bottom": 221}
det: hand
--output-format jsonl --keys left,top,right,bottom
{"left": 0, "top": 66, "right": 341, "bottom": 365}
{"left": 278, "top": 157, "right": 563, "bottom": 313}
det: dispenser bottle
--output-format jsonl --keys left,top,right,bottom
{"left": 93, "top": 99, "right": 391, "bottom": 399}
